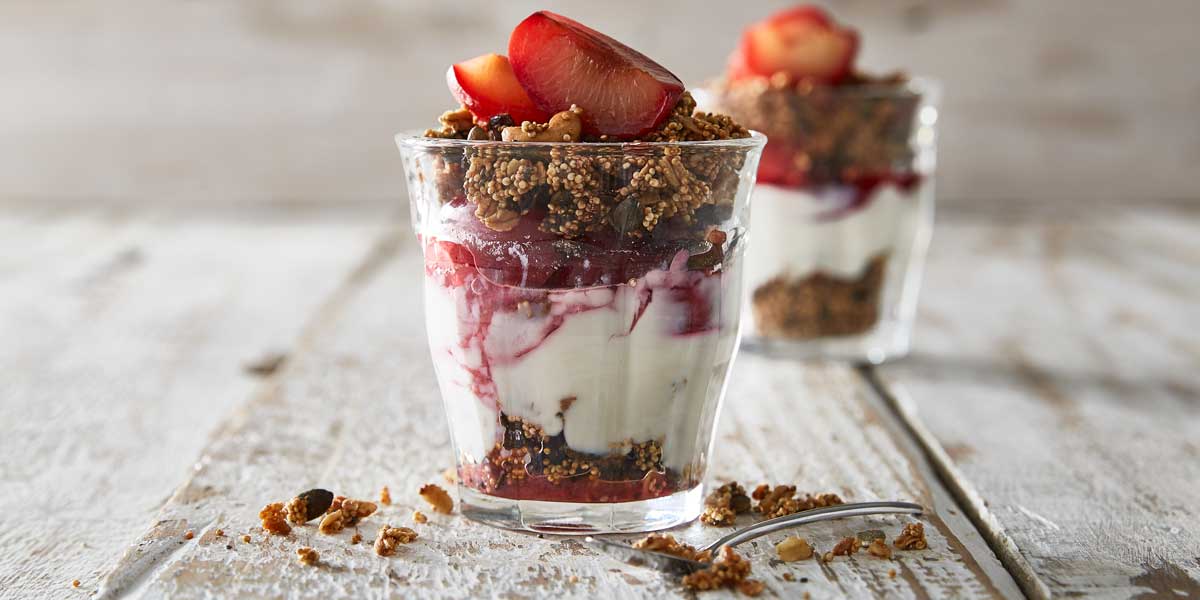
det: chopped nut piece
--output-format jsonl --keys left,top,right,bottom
{"left": 419, "top": 484, "right": 454, "bottom": 514}
{"left": 699, "top": 505, "right": 736, "bottom": 526}
{"left": 333, "top": 498, "right": 378, "bottom": 526}
{"left": 413, "top": 511, "right": 428, "bottom": 524}
{"left": 681, "top": 547, "right": 759, "bottom": 594}
{"left": 568, "top": 575, "right": 580, "bottom": 584}
{"left": 296, "top": 547, "right": 319, "bottom": 566}
{"left": 632, "top": 534, "right": 712, "bottom": 563}
{"left": 831, "top": 536, "right": 861, "bottom": 557}
{"left": 380, "top": 486, "right": 392, "bottom": 505}
{"left": 183, "top": 530, "right": 194, "bottom": 540}
{"left": 501, "top": 106, "right": 583, "bottom": 142}
{"left": 374, "top": 525, "right": 418, "bottom": 557}
{"left": 71, "top": 580, "right": 81, "bottom": 588}
{"left": 214, "top": 529, "right": 224, "bottom": 537}
{"left": 776, "top": 536, "right": 814, "bottom": 561}
{"left": 241, "top": 534, "right": 251, "bottom": 543}
{"left": 894, "top": 522, "right": 928, "bottom": 550}
{"left": 258, "top": 502, "right": 292, "bottom": 536}
{"left": 867, "top": 538, "right": 893, "bottom": 559}
{"left": 424, "top": 106, "right": 475, "bottom": 139}
{"left": 822, "top": 552, "right": 834, "bottom": 563}
{"left": 318, "top": 510, "right": 347, "bottom": 535}
{"left": 782, "top": 572, "right": 795, "bottom": 582}
{"left": 351, "top": 532, "right": 363, "bottom": 545}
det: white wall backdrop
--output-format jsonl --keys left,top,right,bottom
{"left": 3, "top": 0, "right": 1197, "bottom": 206}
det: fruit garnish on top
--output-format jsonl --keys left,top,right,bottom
{"left": 426, "top": 10, "right": 741, "bottom": 143}
{"left": 730, "top": 5, "right": 859, "bottom": 84}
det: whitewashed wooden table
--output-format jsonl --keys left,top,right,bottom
{"left": 1, "top": 201, "right": 1196, "bottom": 599}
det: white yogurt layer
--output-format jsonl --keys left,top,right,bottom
{"left": 423, "top": 257, "right": 740, "bottom": 472}
{"left": 745, "top": 182, "right": 924, "bottom": 291}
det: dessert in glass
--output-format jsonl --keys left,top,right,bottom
{"left": 703, "top": 6, "right": 938, "bottom": 363}
{"left": 396, "top": 11, "right": 764, "bottom": 533}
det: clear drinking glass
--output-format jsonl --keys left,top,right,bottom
{"left": 707, "top": 79, "right": 938, "bottom": 363}
{"left": 396, "top": 132, "right": 765, "bottom": 533}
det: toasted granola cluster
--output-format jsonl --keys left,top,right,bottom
{"left": 374, "top": 525, "right": 419, "bottom": 557}
{"left": 701, "top": 482, "right": 752, "bottom": 526}
{"left": 423, "top": 93, "right": 750, "bottom": 239}
{"left": 894, "top": 522, "right": 928, "bottom": 550}
{"left": 258, "top": 502, "right": 291, "bottom": 536}
{"left": 681, "top": 547, "right": 763, "bottom": 596}
{"left": 296, "top": 547, "right": 320, "bottom": 566}
{"left": 751, "top": 484, "right": 843, "bottom": 519}
{"left": 631, "top": 534, "right": 712, "bottom": 563}
{"left": 419, "top": 484, "right": 455, "bottom": 515}
{"left": 714, "top": 73, "right": 916, "bottom": 183}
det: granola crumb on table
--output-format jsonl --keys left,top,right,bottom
{"left": 351, "top": 532, "right": 363, "bottom": 545}
{"left": 894, "top": 522, "right": 928, "bottom": 550}
{"left": 751, "top": 484, "right": 843, "bottom": 519}
{"left": 296, "top": 547, "right": 320, "bottom": 566}
{"left": 632, "top": 534, "right": 712, "bottom": 563}
{"left": 380, "top": 486, "right": 392, "bottom": 505}
{"left": 258, "top": 502, "right": 291, "bottom": 536}
{"left": 867, "top": 538, "right": 894, "bottom": 559}
{"left": 420, "top": 484, "right": 455, "bottom": 514}
{"left": 413, "top": 510, "right": 429, "bottom": 524}
{"left": 700, "top": 505, "right": 737, "bottom": 526}
{"left": 830, "top": 536, "right": 862, "bottom": 558}
{"left": 681, "top": 547, "right": 762, "bottom": 596}
{"left": 374, "top": 525, "right": 419, "bottom": 557}
{"left": 318, "top": 510, "right": 347, "bottom": 535}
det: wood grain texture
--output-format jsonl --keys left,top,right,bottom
{"left": 877, "top": 204, "right": 1200, "bottom": 599}
{"left": 91, "top": 231, "right": 1020, "bottom": 599}
{"left": 3, "top": 0, "right": 1199, "bottom": 205}
{"left": 0, "top": 208, "right": 386, "bottom": 597}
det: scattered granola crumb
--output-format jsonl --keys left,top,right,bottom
{"left": 318, "top": 510, "right": 347, "bottom": 535}
{"left": 776, "top": 536, "right": 814, "bottom": 561}
{"left": 681, "top": 547, "right": 759, "bottom": 595}
{"left": 867, "top": 538, "right": 894, "bottom": 559}
{"left": 351, "top": 532, "right": 363, "bottom": 545}
{"left": 856, "top": 529, "right": 886, "bottom": 544}
{"left": 323, "top": 498, "right": 377, "bottom": 527}
{"left": 568, "top": 575, "right": 580, "bottom": 584}
{"left": 241, "top": 535, "right": 251, "bottom": 543}
{"left": 888, "top": 568, "right": 897, "bottom": 579}
{"left": 894, "top": 522, "right": 928, "bottom": 550}
{"left": 285, "top": 496, "right": 309, "bottom": 525}
{"left": 183, "top": 530, "right": 195, "bottom": 540}
{"left": 258, "top": 502, "right": 291, "bottom": 536}
{"left": 699, "top": 505, "right": 737, "bottom": 527}
{"left": 738, "top": 579, "right": 766, "bottom": 596}
{"left": 214, "top": 529, "right": 224, "bottom": 537}
{"left": 704, "top": 482, "right": 752, "bottom": 515}
{"left": 380, "top": 486, "right": 392, "bottom": 505}
{"left": 803, "top": 592, "right": 811, "bottom": 600}
{"left": 632, "top": 534, "right": 712, "bottom": 563}
{"left": 71, "top": 580, "right": 80, "bottom": 588}
{"left": 442, "top": 468, "right": 458, "bottom": 484}
{"left": 413, "top": 511, "right": 428, "bottom": 524}
{"left": 296, "top": 547, "right": 319, "bottom": 566}
{"left": 782, "top": 572, "right": 795, "bottom": 582}
{"left": 751, "top": 485, "right": 843, "bottom": 519}
{"left": 831, "top": 536, "right": 862, "bottom": 557}
{"left": 822, "top": 552, "right": 834, "bottom": 563}
{"left": 420, "top": 484, "right": 454, "bottom": 514}
{"left": 374, "top": 525, "right": 418, "bottom": 557}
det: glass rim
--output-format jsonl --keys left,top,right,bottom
{"left": 703, "top": 75, "right": 941, "bottom": 101}
{"left": 395, "top": 129, "right": 767, "bottom": 150}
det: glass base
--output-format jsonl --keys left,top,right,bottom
{"left": 458, "top": 484, "right": 704, "bottom": 535}
{"left": 742, "top": 319, "right": 912, "bottom": 364}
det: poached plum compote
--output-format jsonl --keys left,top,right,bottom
{"left": 397, "top": 11, "right": 765, "bottom": 533}
{"left": 703, "top": 4, "right": 937, "bottom": 362}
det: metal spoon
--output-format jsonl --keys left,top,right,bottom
{"left": 585, "top": 500, "right": 924, "bottom": 575}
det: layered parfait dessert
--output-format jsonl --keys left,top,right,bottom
{"left": 396, "top": 11, "right": 764, "bottom": 533}
{"left": 705, "top": 6, "right": 937, "bottom": 361}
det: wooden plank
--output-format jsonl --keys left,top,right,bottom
{"left": 93, "top": 233, "right": 1021, "bottom": 599}
{"left": 3, "top": 0, "right": 1199, "bottom": 204}
{"left": 0, "top": 208, "right": 385, "bottom": 597}
{"left": 876, "top": 203, "right": 1200, "bottom": 599}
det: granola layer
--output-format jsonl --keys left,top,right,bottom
{"left": 751, "top": 254, "right": 888, "bottom": 339}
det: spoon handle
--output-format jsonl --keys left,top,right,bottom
{"left": 702, "top": 501, "right": 924, "bottom": 552}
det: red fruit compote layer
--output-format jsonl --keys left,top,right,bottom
{"left": 403, "top": 14, "right": 762, "bottom": 509}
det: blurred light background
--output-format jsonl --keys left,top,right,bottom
{"left": 2, "top": 0, "right": 1197, "bottom": 209}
